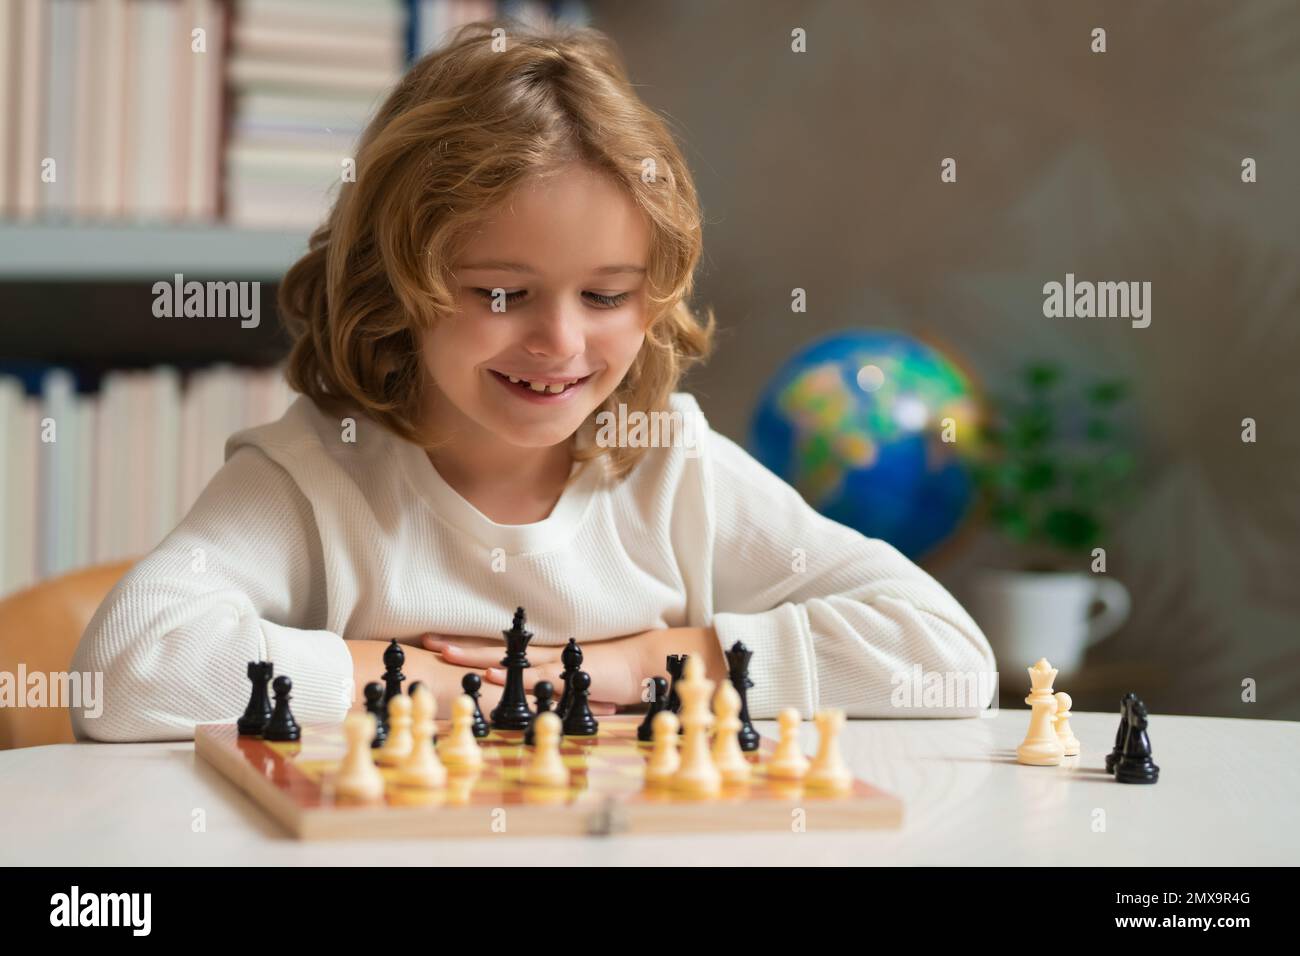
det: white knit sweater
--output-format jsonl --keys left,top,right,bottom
{"left": 70, "top": 392, "right": 995, "bottom": 742}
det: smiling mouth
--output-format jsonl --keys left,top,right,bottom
{"left": 488, "top": 369, "right": 594, "bottom": 394}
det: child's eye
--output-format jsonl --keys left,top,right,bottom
{"left": 472, "top": 289, "right": 631, "bottom": 309}
{"left": 474, "top": 288, "right": 528, "bottom": 305}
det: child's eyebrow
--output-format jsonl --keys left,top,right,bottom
{"left": 457, "top": 260, "right": 646, "bottom": 277}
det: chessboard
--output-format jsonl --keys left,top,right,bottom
{"left": 195, "top": 716, "right": 903, "bottom": 839}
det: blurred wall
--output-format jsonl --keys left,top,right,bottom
{"left": 591, "top": 0, "right": 1300, "bottom": 718}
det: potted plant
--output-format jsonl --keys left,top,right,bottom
{"left": 966, "top": 362, "right": 1136, "bottom": 675}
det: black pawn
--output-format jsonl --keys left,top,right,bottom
{"left": 1105, "top": 692, "right": 1137, "bottom": 774}
{"left": 525, "top": 681, "right": 555, "bottom": 747}
{"left": 555, "top": 638, "right": 583, "bottom": 721}
{"left": 363, "top": 681, "right": 387, "bottom": 748}
{"left": 407, "top": 681, "right": 437, "bottom": 744}
{"left": 237, "top": 661, "right": 274, "bottom": 736}
{"left": 666, "top": 654, "right": 687, "bottom": 733}
{"left": 1115, "top": 699, "right": 1159, "bottom": 784}
{"left": 637, "top": 676, "right": 668, "bottom": 742}
{"left": 262, "top": 675, "right": 301, "bottom": 741}
{"left": 381, "top": 639, "right": 406, "bottom": 712}
{"left": 562, "top": 671, "right": 598, "bottom": 736}
{"left": 462, "top": 673, "right": 490, "bottom": 738}
{"left": 726, "top": 641, "right": 760, "bottom": 752}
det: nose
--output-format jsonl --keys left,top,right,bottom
{"left": 522, "top": 298, "right": 585, "bottom": 359}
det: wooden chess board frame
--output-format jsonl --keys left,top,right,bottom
{"left": 195, "top": 716, "right": 903, "bottom": 839}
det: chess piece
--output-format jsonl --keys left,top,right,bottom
{"left": 768, "top": 707, "right": 809, "bottom": 780}
{"left": 806, "top": 708, "right": 852, "bottom": 792}
{"left": 1106, "top": 692, "right": 1137, "bottom": 774}
{"left": 561, "top": 671, "right": 598, "bottom": 736}
{"left": 672, "top": 655, "right": 721, "bottom": 797}
{"left": 262, "top": 675, "right": 302, "bottom": 742}
{"left": 336, "top": 712, "right": 385, "bottom": 801}
{"left": 637, "top": 676, "right": 668, "bottom": 742}
{"left": 525, "top": 681, "right": 555, "bottom": 746}
{"left": 407, "top": 681, "right": 437, "bottom": 744}
{"left": 462, "top": 673, "right": 489, "bottom": 738}
{"left": 644, "top": 710, "right": 680, "bottom": 786}
{"left": 555, "top": 638, "right": 583, "bottom": 721}
{"left": 381, "top": 639, "right": 406, "bottom": 711}
{"left": 237, "top": 661, "right": 274, "bottom": 736}
{"left": 375, "top": 693, "right": 413, "bottom": 765}
{"left": 363, "top": 681, "right": 387, "bottom": 748}
{"left": 489, "top": 607, "right": 534, "bottom": 731}
{"left": 711, "top": 680, "right": 751, "bottom": 785}
{"left": 397, "top": 685, "right": 447, "bottom": 789}
{"left": 1054, "top": 691, "right": 1080, "bottom": 756}
{"left": 726, "top": 641, "right": 760, "bottom": 752}
{"left": 665, "top": 654, "right": 686, "bottom": 719}
{"left": 1115, "top": 699, "right": 1159, "bottom": 784}
{"left": 1016, "top": 658, "right": 1065, "bottom": 766}
{"left": 522, "top": 711, "right": 568, "bottom": 788}
{"left": 440, "top": 694, "right": 484, "bottom": 771}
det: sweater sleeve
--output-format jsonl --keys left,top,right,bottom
{"left": 703, "top": 428, "right": 996, "bottom": 719}
{"left": 70, "top": 445, "right": 354, "bottom": 742}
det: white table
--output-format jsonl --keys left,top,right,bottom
{"left": 2, "top": 711, "right": 1295, "bottom": 865}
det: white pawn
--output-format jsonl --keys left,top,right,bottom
{"left": 767, "top": 707, "right": 809, "bottom": 780}
{"left": 522, "top": 711, "right": 568, "bottom": 788}
{"left": 806, "top": 708, "right": 852, "bottom": 792}
{"left": 439, "top": 694, "right": 483, "bottom": 771}
{"left": 1054, "top": 691, "right": 1080, "bottom": 756}
{"left": 672, "top": 655, "right": 721, "bottom": 797}
{"left": 375, "top": 693, "right": 413, "bottom": 766}
{"left": 336, "top": 711, "right": 385, "bottom": 801}
{"left": 397, "top": 685, "right": 447, "bottom": 789}
{"left": 711, "top": 681, "right": 751, "bottom": 785}
{"left": 645, "top": 710, "right": 680, "bottom": 786}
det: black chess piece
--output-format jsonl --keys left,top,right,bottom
{"left": 489, "top": 607, "right": 535, "bottom": 731}
{"left": 562, "top": 671, "right": 598, "bottom": 736}
{"left": 666, "top": 654, "right": 687, "bottom": 733}
{"left": 1106, "top": 692, "right": 1137, "bottom": 774}
{"left": 555, "top": 638, "right": 583, "bottom": 721}
{"left": 1115, "top": 699, "right": 1159, "bottom": 784}
{"left": 462, "top": 673, "right": 490, "bottom": 738}
{"left": 525, "top": 681, "right": 555, "bottom": 747}
{"left": 637, "top": 676, "right": 668, "bottom": 742}
{"left": 237, "top": 661, "right": 274, "bottom": 736}
{"left": 363, "top": 681, "right": 387, "bottom": 748}
{"left": 262, "top": 675, "right": 301, "bottom": 742}
{"left": 726, "top": 641, "right": 760, "bottom": 752}
{"left": 381, "top": 639, "right": 406, "bottom": 713}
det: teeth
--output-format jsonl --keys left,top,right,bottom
{"left": 528, "top": 381, "right": 548, "bottom": 392}
{"left": 508, "top": 376, "right": 520, "bottom": 384}
{"left": 546, "top": 383, "right": 566, "bottom": 394}
{"left": 499, "top": 371, "right": 581, "bottom": 392}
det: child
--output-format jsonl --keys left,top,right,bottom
{"left": 71, "top": 20, "right": 994, "bottom": 742}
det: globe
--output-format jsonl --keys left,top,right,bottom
{"left": 748, "top": 330, "right": 980, "bottom": 560}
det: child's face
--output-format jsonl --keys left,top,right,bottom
{"left": 423, "top": 162, "right": 652, "bottom": 451}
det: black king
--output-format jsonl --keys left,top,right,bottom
{"left": 489, "top": 607, "right": 535, "bottom": 731}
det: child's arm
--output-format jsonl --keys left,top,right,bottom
{"left": 696, "top": 428, "right": 996, "bottom": 719}
{"left": 69, "top": 447, "right": 354, "bottom": 741}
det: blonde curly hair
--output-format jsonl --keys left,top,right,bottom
{"left": 279, "top": 17, "right": 715, "bottom": 479}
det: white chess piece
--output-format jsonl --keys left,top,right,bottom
{"left": 1054, "top": 691, "right": 1080, "bottom": 757}
{"left": 336, "top": 712, "right": 385, "bottom": 801}
{"left": 711, "top": 681, "right": 752, "bottom": 785}
{"left": 672, "top": 655, "right": 722, "bottom": 797}
{"left": 439, "top": 694, "right": 483, "bottom": 771}
{"left": 645, "top": 710, "right": 680, "bottom": 785}
{"left": 767, "top": 707, "right": 810, "bottom": 780}
{"left": 806, "top": 708, "right": 852, "bottom": 792}
{"left": 397, "top": 685, "right": 447, "bottom": 788}
{"left": 1017, "top": 658, "right": 1065, "bottom": 766}
{"left": 375, "top": 693, "right": 413, "bottom": 766}
{"left": 522, "top": 711, "right": 568, "bottom": 788}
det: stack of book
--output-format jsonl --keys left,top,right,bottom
{"left": 0, "top": 0, "right": 228, "bottom": 222}
{"left": 0, "top": 365, "right": 296, "bottom": 598}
